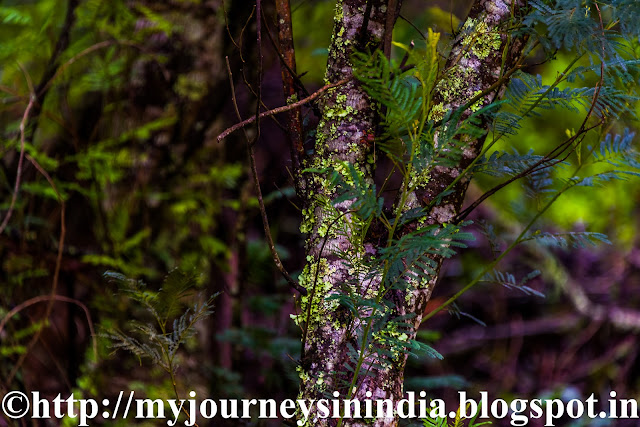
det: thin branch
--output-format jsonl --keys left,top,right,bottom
{"left": 0, "top": 2, "right": 77, "bottom": 384}
{"left": 252, "top": 4, "right": 306, "bottom": 294}
{"left": 357, "top": 1, "right": 375, "bottom": 50}
{"left": 22, "top": 0, "right": 79, "bottom": 148}
{"left": 225, "top": 57, "right": 307, "bottom": 295}
{"left": 256, "top": 0, "right": 263, "bottom": 138}
{"left": 261, "top": 5, "right": 311, "bottom": 99}
{"left": 8, "top": 154, "right": 66, "bottom": 384}
{"left": 272, "top": 0, "right": 306, "bottom": 191}
{"left": 0, "top": 0, "right": 94, "bottom": 235}
{"left": 0, "top": 294, "right": 97, "bottom": 362}
{"left": 399, "top": 13, "right": 427, "bottom": 41}
{"left": 217, "top": 77, "right": 351, "bottom": 142}
{"left": 0, "top": 92, "right": 34, "bottom": 235}
{"left": 34, "top": 0, "right": 79, "bottom": 98}
{"left": 383, "top": 0, "right": 401, "bottom": 58}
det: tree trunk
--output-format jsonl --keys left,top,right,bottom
{"left": 296, "top": 1, "right": 527, "bottom": 425}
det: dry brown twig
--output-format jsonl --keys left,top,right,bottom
{"left": 224, "top": 56, "right": 307, "bottom": 296}
{"left": 0, "top": 65, "right": 35, "bottom": 235}
{"left": 217, "top": 77, "right": 352, "bottom": 142}
{"left": 6, "top": 154, "right": 67, "bottom": 385}
{"left": 0, "top": 294, "right": 97, "bottom": 361}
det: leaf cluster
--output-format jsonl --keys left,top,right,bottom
{"left": 102, "top": 269, "right": 217, "bottom": 373}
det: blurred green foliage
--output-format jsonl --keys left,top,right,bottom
{"left": 0, "top": 1, "right": 639, "bottom": 425}
{"left": 481, "top": 49, "right": 640, "bottom": 247}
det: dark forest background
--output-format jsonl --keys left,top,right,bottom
{"left": 1, "top": 0, "right": 639, "bottom": 425}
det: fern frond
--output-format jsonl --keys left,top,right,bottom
{"left": 447, "top": 303, "right": 486, "bottom": 326}
{"left": 525, "top": 0, "right": 601, "bottom": 53}
{"left": 602, "top": 0, "right": 640, "bottom": 38}
{"left": 590, "top": 130, "right": 639, "bottom": 168}
{"left": 104, "top": 330, "right": 166, "bottom": 368}
{"left": 103, "top": 270, "right": 217, "bottom": 373}
{"left": 0, "top": 7, "right": 32, "bottom": 25}
{"left": 330, "top": 162, "right": 384, "bottom": 221}
{"left": 156, "top": 268, "right": 200, "bottom": 326}
{"left": 567, "top": 170, "right": 640, "bottom": 188}
{"left": 496, "top": 72, "right": 636, "bottom": 132}
{"left": 519, "top": 230, "right": 611, "bottom": 248}
{"left": 352, "top": 50, "right": 423, "bottom": 135}
{"left": 474, "top": 149, "right": 546, "bottom": 178}
{"left": 524, "top": 166, "right": 555, "bottom": 199}
{"left": 380, "top": 223, "right": 474, "bottom": 288}
{"left": 481, "top": 270, "right": 544, "bottom": 297}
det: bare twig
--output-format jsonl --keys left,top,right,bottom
{"left": 2, "top": 2, "right": 78, "bottom": 386}
{"left": 261, "top": 5, "right": 310, "bottom": 99}
{"left": 256, "top": 0, "right": 263, "bottom": 137}
{"left": 254, "top": 3, "right": 305, "bottom": 295}
{"left": 1, "top": 2, "right": 77, "bottom": 387}
{"left": 399, "top": 13, "right": 427, "bottom": 41}
{"left": 383, "top": 0, "right": 400, "bottom": 58}
{"left": 1, "top": 0, "right": 91, "bottom": 235}
{"left": 0, "top": 294, "right": 97, "bottom": 362}
{"left": 0, "top": 92, "right": 34, "bottom": 235}
{"left": 6, "top": 154, "right": 66, "bottom": 385}
{"left": 225, "top": 56, "right": 307, "bottom": 295}
{"left": 357, "top": 1, "right": 375, "bottom": 50}
{"left": 273, "top": 0, "right": 305, "bottom": 192}
{"left": 217, "top": 77, "right": 351, "bottom": 142}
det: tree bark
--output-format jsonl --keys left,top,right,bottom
{"left": 296, "top": 1, "right": 527, "bottom": 425}
{"left": 296, "top": 0, "right": 393, "bottom": 422}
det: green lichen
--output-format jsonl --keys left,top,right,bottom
{"left": 469, "top": 90, "right": 485, "bottom": 112}
{"left": 286, "top": 93, "right": 298, "bottom": 105}
{"left": 297, "top": 365, "right": 310, "bottom": 383}
{"left": 293, "top": 257, "right": 338, "bottom": 328}
{"left": 300, "top": 207, "right": 315, "bottom": 234}
{"left": 371, "top": 318, "right": 411, "bottom": 360}
{"left": 334, "top": 0, "right": 343, "bottom": 22}
{"left": 428, "top": 102, "right": 447, "bottom": 122}
{"left": 461, "top": 18, "right": 502, "bottom": 60}
{"left": 408, "top": 168, "right": 430, "bottom": 190}
{"left": 324, "top": 91, "right": 355, "bottom": 119}
{"left": 436, "top": 67, "right": 468, "bottom": 101}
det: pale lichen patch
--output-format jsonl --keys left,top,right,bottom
{"left": 431, "top": 204, "right": 455, "bottom": 223}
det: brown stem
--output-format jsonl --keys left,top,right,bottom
{"left": 225, "top": 57, "right": 307, "bottom": 295}
{"left": 0, "top": 93, "right": 34, "bottom": 235}
{"left": 217, "top": 77, "right": 352, "bottom": 142}
{"left": 0, "top": 294, "right": 97, "bottom": 362}
{"left": 7, "top": 155, "right": 66, "bottom": 385}
{"left": 383, "top": 0, "right": 400, "bottom": 58}
{"left": 274, "top": 0, "right": 306, "bottom": 193}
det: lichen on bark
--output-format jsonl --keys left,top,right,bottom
{"left": 297, "top": 1, "right": 391, "bottom": 424}
{"left": 296, "top": 1, "right": 528, "bottom": 426}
